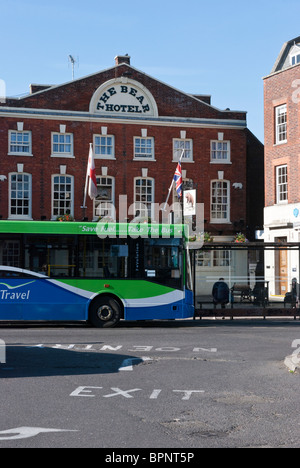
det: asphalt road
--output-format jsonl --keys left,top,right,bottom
{"left": 0, "top": 318, "right": 300, "bottom": 449}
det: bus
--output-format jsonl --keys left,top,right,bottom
{"left": 0, "top": 220, "right": 194, "bottom": 327}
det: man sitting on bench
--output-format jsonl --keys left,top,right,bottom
{"left": 212, "top": 278, "right": 230, "bottom": 309}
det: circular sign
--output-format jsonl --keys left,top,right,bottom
{"left": 90, "top": 78, "right": 158, "bottom": 117}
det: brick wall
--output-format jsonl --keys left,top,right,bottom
{"left": 0, "top": 117, "right": 249, "bottom": 228}
{"left": 0, "top": 61, "right": 263, "bottom": 238}
{"left": 264, "top": 65, "right": 300, "bottom": 206}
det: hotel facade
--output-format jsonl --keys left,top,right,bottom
{"left": 0, "top": 55, "right": 263, "bottom": 242}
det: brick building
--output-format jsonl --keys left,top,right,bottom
{"left": 0, "top": 55, "right": 263, "bottom": 241}
{"left": 263, "top": 36, "right": 300, "bottom": 296}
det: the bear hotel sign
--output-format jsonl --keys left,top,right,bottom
{"left": 89, "top": 78, "right": 158, "bottom": 117}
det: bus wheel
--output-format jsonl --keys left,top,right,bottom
{"left": 89, "top": 296, "right": 121, "bottom": 328}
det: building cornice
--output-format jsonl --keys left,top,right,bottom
{"left": 262, "top": 62, "right": 300, "bottom": 80}
{"left": 0, "top": 106, "right": 247, "bottom": 129}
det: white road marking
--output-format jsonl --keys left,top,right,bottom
{"left": 0, "top": 427, "right": 78, "bottom": 441}
{"left": 119, "top": 356, "right": 152, "bottom": 371}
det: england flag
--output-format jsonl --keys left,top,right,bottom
{"left": 87, "top": 145, "right": 98, "bottom": 200}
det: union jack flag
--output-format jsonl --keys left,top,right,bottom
{"left": 173, "top": 161, "right": 182, "bottom": 199}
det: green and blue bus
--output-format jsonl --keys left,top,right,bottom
{"left": 0, "top": 221, "right": 194, "bottom": 327}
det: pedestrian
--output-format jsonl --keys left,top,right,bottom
{"left": 212, "top": 278, "right": 230, "bottom": 309}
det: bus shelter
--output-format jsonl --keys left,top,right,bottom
{"left": 189, "top": 241, "right": 300, "bottom": 319}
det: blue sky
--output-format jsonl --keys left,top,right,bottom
{"left": 1, "top": 0, "right": 299, "bottom": 142}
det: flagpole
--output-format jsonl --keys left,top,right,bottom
{"left": 162, "top": 180, "right": 174, "bottom": 212}
{"left": 81, "top": 143, "right": 92, "bottom": 209}
{"left": 162, "top": 147, "right": 185, "bottom": 212}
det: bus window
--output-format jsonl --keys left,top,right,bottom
{"left": 0, "top": 239, "right": 21, "bottom": 268}
{"left": 78, "top": 237, "right": 129, "bottom": 278}
{"left": 79, "top": 236, "right": 104, "bottom": 278}
{"left": 143, "top": 238, "right": 183, "bottom": 289}
{"left": 24, "top": 235, "right": 77, "bottom": 277}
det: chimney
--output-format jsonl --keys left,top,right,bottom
{"left": 29, "top": 84, "right": 53, "bottom": 94}
{"left": 115, "top": 55, "right": 131, "bottom": 66}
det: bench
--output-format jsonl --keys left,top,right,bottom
{"left": 230, "top": 284, "right": 252, "bottom": 302}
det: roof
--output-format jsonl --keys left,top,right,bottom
{"left": 268, "top": 35, "right": 300, "bottom": 75}
{"left": 0, "top": 59, "right": 247, "bottom": 123}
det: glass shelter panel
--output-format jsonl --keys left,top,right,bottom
{"left": 193, "top": 243, "right": 300, "bottom": 309}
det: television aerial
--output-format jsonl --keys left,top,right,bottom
{"left": 68, "top": 55, "right": 79, "bottom": 80}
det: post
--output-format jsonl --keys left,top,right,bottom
{"left": 0, "top": 339, "right": 6, "bottom": 364}
{"left": 162, "top": 147, "right": 185, "bottom": 212}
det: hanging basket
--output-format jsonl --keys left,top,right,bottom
{"left": 56, "top": 214, "right": 74, "bottom": 222}
{"left": 234, "top": 232, "right": 248, "bottom": 243}
{"left": 204, "top": 232, "right": 214, "bottom": 243}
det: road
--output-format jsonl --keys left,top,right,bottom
{"left": 0, "top": 318, "right": 300, "bottom": 449}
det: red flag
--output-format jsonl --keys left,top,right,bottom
{"left": 88, "top": 145, "right": 98, "bottom": 200}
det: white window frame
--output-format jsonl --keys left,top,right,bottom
{"left": 51, "top": 132, "right": 74, "bottom": 158}
{"left": 173, "top": 138, "right": 193, "bottom": 162}
{"left": 93, "top": 135, "right": 115, "bottom": 160}
{"left": 51, "top": 174, "right": 74, "bottom": 219}
{"left": 196, "top": 250, "right": 232, "bottom": 268}
{"left": 275, "top": 105, "right": 287, "bottom": 144}
{"left": 291, "top": 53, "right": 300, "bottom": 66}
{"left": 134, "top": 177, "right": 155, "bottom": 219}
{"left": 9, "top": 172, "right": 32, "bottom": 219}
{"left": 94, "top": 176, "right": 115, "bottom": 219}
{"left": 8, "top": 130, "right": 32, "bottom": 156}
{"left": 210, "top": 179, "right": 230, "bottom": 223}
{"left": 210, "top": 140, "right": 231, "bottom": 163}
{"left": 133, "top": 137, "right": 155, "bottom": 160}
{"left": 276, "top": 165, "right": 288, "bottom": 204}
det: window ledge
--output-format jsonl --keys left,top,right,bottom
{"left": 8, "top": 152, "right": 33, "bottom": 157}
{"left": 8, "top": 216, "right": 33, "bottom": 220}
{"left": 210, "top": 161, "right": 232, "bottom": 164}
{"left": 210, "top": 220, "right": 231, "bottom": 224}
{"left": 172, "top": 159, "right": 194, "bottom": 163}
{"left": 50, "top": 154, "right": 75, "bottom": 158}
{"left": 133, "top": 158, "right": 156, "bottom": 161}
{"left": 94, "top": 156, "right": 116, "bottom": 160}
